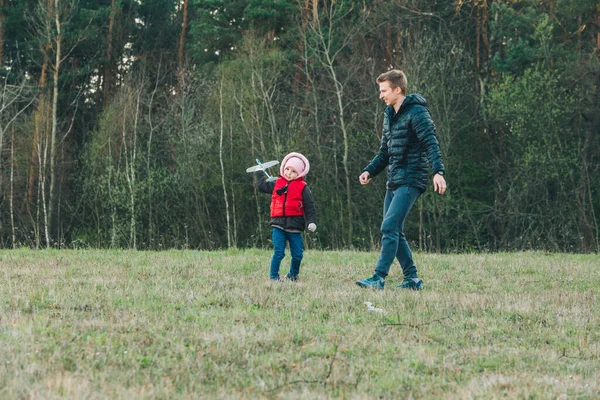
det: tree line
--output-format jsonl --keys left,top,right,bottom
{"left": 0, "top": 0, "right": 598, "bottom": 252}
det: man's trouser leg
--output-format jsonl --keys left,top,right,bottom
{"left": 375, "top": 186, "right": 421, "bottom": 278}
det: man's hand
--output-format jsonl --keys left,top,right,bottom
{"left": 308, "top": 223, "right": 317, "bottom": 232}
{"left": 433, "top": 173, "right": 446, "bottom": 195}
{"left": 359, "top": 171, "right": 372, "bottom": 185}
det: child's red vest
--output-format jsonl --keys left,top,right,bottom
{"left": 271, "top": 177, "right": 306, "bottom": 217}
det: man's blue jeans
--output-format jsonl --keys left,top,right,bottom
{"left": 375, "top": 186, "right": 422, "bottom": 279}
{"left": 270, "top": 227, "right": 303, "bottom": 280}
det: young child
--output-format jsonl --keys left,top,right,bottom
{"left": 254, "top": 152, "right": 317, "bottom": 281}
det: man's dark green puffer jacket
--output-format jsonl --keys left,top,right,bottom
{"left": 363, "top": 94, "right": 445, "bottom": 192}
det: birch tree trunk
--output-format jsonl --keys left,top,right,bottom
{"left": 39, "top": 126, "right": 50, "bottom": 247}
{"left": 109, "top": 137, "right": 116, "bottom": 248}
{"left": 28, "top": 67, "right": 49, "bottom": 232}
{"left": 0, "top": 0, "right": 4, "bottom": 66}
{"left": 103, "top": 0, "right": 117, "bottom": 107}
{"left": 130, "top": 89, "right": 140, "bottom": 249}
{"left": 47, "top": 0, "right": 62, "bottom": 243}
{"left": 219, "top": 77, "right": 232, "bottom": 248}
{"left": 121, "top": 86, "right": 139, "bottom": 249}
{"left": 177, "top": 0, "right": 189, "bottom": 91}
{"left": 10, "top": 128, "right": 15, "bottom": 248}
{"left": 147, "top": 63, "right": 161, "bottom": 246}
{"left": 229, "top": 124, "right": 237, "bottom": 247}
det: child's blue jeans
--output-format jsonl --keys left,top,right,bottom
{"left": 270, "top": 227, "right": 303, "bottom": 280}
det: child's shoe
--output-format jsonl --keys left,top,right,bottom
{"left": 355, "top": 274, "right": 385, "bottom": 290}
{"left": 397, "top": 277, "right": 423, "bottom": 290}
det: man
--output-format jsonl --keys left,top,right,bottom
{"left": 356, "top": 70, "right": 446, "bottom": 291}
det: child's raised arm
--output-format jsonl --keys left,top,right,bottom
{"left": 254, "top": 171, "right": 276, "bottom": 194}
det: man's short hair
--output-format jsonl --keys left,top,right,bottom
{"left": 377, "top": 70, "right": 407, "bottom": 95}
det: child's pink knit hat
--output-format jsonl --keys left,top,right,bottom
{"left": 280, "top": 152, "right": 310, "bottom": 178}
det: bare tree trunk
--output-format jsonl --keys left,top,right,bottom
{"left": 31, "top": 0, "right": 53, "bottom": 248}
{"left": 48, "top": 0, "right": 64, "bottom": 244}
{"left": 294, "top": 0, "right": 310, "bottom": 93}
{"left": 219, "top": 77, "right": 232, "bottom": 248}
{"left": 103, "top": 0, "right": 117, "bottom": 107}
{"left": 130, "top": 89, "right": 140, "bottom": 249}
{"left": 177, "top": 0, "right": 189, "bottom": 91}
{"left": 30, "top": 11, "right": 52, "bottom": 247}
{"left": 476, "top": 5, "right": 481, "bottom": 70}
{"left": 121, "top": 86, "right": 139, "bottom": 249}
{"left": 39, "top": 132, "right": 50, "bottom": 247}
{"left": 333, "top": 128, "right": 342, "bottom": 247}
{"left": 27, "top": 127, "right": 39, "bottom": 223}
{"left": 29, "top": 94, "right": 48, "bottom": 222}
{"left": 577, "top": 14, "right": 582, "bottom": 62}
{"left": 147, "top": 62, "right": 161, "bottom": 247}
{"left": 108, "top": 137, "right": 116, "bottom": 248}
{"left": 229, "top": 124, "right": 237, "bottom": 247}
{"left": 10, "top": 128, "right": 15, "bottom": 248}
{"left": 35, "top": 151, "right": 42, "bottom": 248}
{"left": 481, "top": 0, "right": 490, "bottom": 62}
{"left": 0, "top": 0, "right": 4, "bottom": 66}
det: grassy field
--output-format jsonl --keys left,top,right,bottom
{"left": 1, "top": 249, "right": 599, "bottom": 399}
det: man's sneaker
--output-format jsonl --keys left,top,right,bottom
{"left": 286, "top": 274, "right": 300, "bottom": 282}
{"left": 355, "top": 274, "right": 385, "bottom": 290}
{"left": 397, "top": 278, "right": 423, "bottom": 290}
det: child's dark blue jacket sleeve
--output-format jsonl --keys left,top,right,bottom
{"left": 302, "top": 187, "right": 317, "bottom": 225}
{"left": 255, "top": 171, "right": 275, "bottom": 193}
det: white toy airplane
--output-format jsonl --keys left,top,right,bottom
{"left": 246, "top": 159, "right": 279, "bottom": 182}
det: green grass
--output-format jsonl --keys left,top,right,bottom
{"left": 1, "top": 249, "right": 599, "bottom": 398}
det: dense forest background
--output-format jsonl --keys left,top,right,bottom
{"left": 0, "top": 0, "right": 598, "bottom": 252}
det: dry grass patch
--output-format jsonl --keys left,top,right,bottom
{"left": 0, "top": 249, "right": 599, "bottom": 398}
